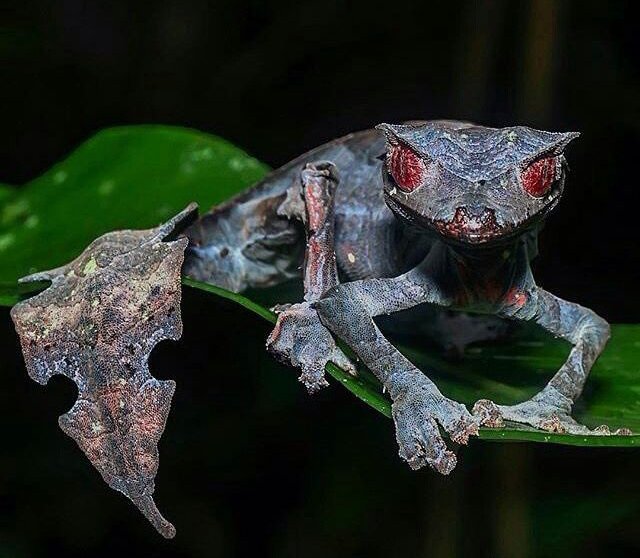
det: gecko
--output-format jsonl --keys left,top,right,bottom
{"left": 184, "top": 120, "right": 624, "bottom": 474}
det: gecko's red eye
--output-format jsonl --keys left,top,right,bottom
{"left": 387, "top": 142, "right": 426, "bottom": 192}
{"left": 520, "top": 156, "right": 557, "bottom": 198}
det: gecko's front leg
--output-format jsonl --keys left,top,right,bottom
{"left": 315, "top": 270, "right": 478, "bottom": 474}
{"left": 474, "top": 288, "right": 629, "bottom": 435}
{"left": 267, "top": 161, "right": 355, "bottom": 392}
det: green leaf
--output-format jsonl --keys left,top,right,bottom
{"left": 2, "top": 126, "right": 639, "bottom": 446}
{"left": 0, "top": 183, "right": 15, "bottom": 203}
{"left": 0, "top": 125, "right": 269, "bottom": 304}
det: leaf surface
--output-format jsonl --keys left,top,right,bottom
{"left": 0, "top": 125, "right": 268, "bottom": 304}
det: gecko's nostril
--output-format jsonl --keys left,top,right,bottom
{"left": 478, "top": 179, "right": 486, "bottom": 186}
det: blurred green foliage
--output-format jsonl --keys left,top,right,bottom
{"left": 0, "top": 125, "right": 268, "bottom": 303}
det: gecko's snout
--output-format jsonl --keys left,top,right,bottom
{"left": 459, "top": 204, "right": 489, "bottom": 220}
{"left": 433, "top": 206, "right": 507, "bottom": 244}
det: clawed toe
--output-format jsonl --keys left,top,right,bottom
{"left": 421, "top": 445, "right": 458, "bottom": 475}
{"left": 592, "top": 425, "right": 633, "bottom": 436}
{"left": 472, "top": 399, "right": 504, "bottom": 428}
{"left": 615, "top": 427, "right": 633, "bottom": 435}
{"left": 396, "top": 417, "right": 458, "bottom": 474}
{"left": 472, "top": 397, "right": 586, "bottom": 433}
{"left": 329, "top": 347, "right": 358, "bottom": 377}
{"left": 298, "top": 365, "right": 330, "bottom": 393}
{"left": 536, "top": 413, "right": 584, "bottom": 434}
{"left": 442, "top": 406, "right": 479, "bottom": 444}
{"left": 392, "top": 389, "right": 478, "bottom": 475}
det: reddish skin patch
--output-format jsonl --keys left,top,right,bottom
{"left": 453, "top": 252, "right": 532, "bottom": 311}
{"left": 505, "top": 287, "right": 528, "bottom": 309}
{"left": 97, "top": 382, "right": 126, "bottom": 417}
{"left": 300, "top": 163, "right": 339, "bottom": 301}
{"left": 305, "top": 237, "right": 332, "bottom": 291}
{"left": 388, "top": 142, "right": 426, "bottom": 192}
{"left": 521, "top": 156, "right": 556, "bottom": 197}
{"left": 434, "top": 207, "right": 506, "bottom": 243}
{"left": 453, "top": 259, "right": 504, "bottom": 306}
{"left": 268, "top": 312, "right": 285, "bottom": 339}
{"left": 305, "top": 181, "right": 327, "bottom": 232}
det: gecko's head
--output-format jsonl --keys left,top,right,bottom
{"left": 376, "top": 121, "right": 579, "bottom": 246}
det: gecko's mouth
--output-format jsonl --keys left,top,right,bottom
{"left": 431, "top": 207, "right": 512, "bottom": 244}
{"left": 383, "top": 186, "right": 518, "bottom": 246}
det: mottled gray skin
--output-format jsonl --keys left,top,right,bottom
{"left": 185, "top": 120, "right": 620, "bottom": 474}
{"left": 12, "top": 204, "right": 198, "bottom": 537}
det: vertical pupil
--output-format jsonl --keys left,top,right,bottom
{"left": 389, "top": 144, "right": 426, "bottom": 192}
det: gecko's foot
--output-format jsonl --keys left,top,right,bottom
{"left": 473, "top": 397, "right": 588, "bottom": 434}
{"left": 266, "top": 302, "right": 356, "bottom": 393}
{"left": 473, "top": 396, "right": 633, "bottom": 436}
{"left": 391, "top": 376, "right": 479, "bottom": 474}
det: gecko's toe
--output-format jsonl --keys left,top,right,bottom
{"left": 593, "top": 424, "right": 611, "bottom": 435}
{"left": 392, "top": 385, "right": 478, "bottom": 474}
{"left": 475, "top": 397, "right": 606, "bottom": 435}
{"left": 299, "top": 364, "right": 330, "bottom": 393}
{"left": 614, "top": 427, "right": 633, "bottom": 436}
{"left": 329, "top": 347, "right": 358, "bottom": 377}
{"left": 538, "top": 413, "right": 570, "bottom": 433}
{"left": 472, "top": 399, "right": 504, "bottom": 428}
{"left": 420, "top": 435, "right": 458, "bottom": 475}
{"left": 395, "top": 414, "right": 457, "bottom": 474}
{"left": 438, "top": 400, "right": 479, "bottom": 444}
{"left": 447, "top": 414, "right": 479, "bottom": 445}
{"left": 430, "top": 449, "right": 458, "bottom": 475}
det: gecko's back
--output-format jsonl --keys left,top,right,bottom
{"left": 184, "top": 127, "right": 430, "bottom": 292}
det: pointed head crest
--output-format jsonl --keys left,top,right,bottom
{"left": 376, "top": 120, "right": 579, "bottom": 245}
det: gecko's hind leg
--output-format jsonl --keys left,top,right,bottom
{"left": 266, "top": 162, "right": 356, "bottom": 392}
{"left": 183, "top": 185, "right": 304, "bottom": 292}
{"left": 474, "top": 288, "right": 631, "bottom": 436}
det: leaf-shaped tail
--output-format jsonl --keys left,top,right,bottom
{"left": 11, "top": 205, "right": 197, "bottom": 537}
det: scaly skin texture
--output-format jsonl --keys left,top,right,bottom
{"left": 12, "top": 204, "right": 197, "bottom": 537}
{"left": 267, "top": 162, "right": 355, "bottom": 393}
{"left": 185, "top": 120, "right": 629, "bottom": 474}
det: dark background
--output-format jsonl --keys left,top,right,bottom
{"left": 0, "top": 1, "right": 639, "bottom": 556}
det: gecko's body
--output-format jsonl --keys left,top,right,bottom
{"left": 185, "top": 120, "right": 620, "bottom": 474}
{"left": 186, "top": 127, "right": 417, "bottom": 288}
